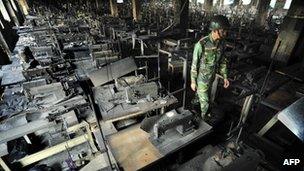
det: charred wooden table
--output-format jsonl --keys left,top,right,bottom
{"left": 107, "top": 121, "right": 212, "bottom": 171}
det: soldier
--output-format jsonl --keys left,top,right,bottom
{"left": 191, "top": 15, "right": 230, "bottom": 119}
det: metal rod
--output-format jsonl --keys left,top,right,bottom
{"left": 210, "top": 75, "right": 219, "bottom": 103}
{"left": 19, "top": 134, "right": 89, "bottom": 166}
{"left": 236, "top": 127, "right": 243, "bottom": 144}
{"left": 182, "top": 53, "right": 188, "bottom": 109}
{"left": 259, "top": 40, "right": 282, "bottom": 95}
{"left": 148, "top": 76, "right": 160, "bottom": 82}
{"left": 170, "top": 88, "right": 186, "bottom": 95}
{"left": 0, "top": 158, "right": 11, "bottom": 171}
{"left": 87, "top": 90, "right": 116, "bottom": 170}
{"left": 157, "top": 43, "right": 161, "bottom": 83}
{"left": 227, "top": 121, "right": 234, "bottom": 137}
{"left": 145, "top": 61, "right": 149, "bottom": 80}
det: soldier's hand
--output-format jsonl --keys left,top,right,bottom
{"left": 223, "top": 79, "right": 230, "bottom": 88}
{"left": 191, "top": 83, "right": 197, "bottom": 91}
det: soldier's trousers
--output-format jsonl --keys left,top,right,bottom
{"left": 197, "top": 82, "right": 210, "bottom": 119}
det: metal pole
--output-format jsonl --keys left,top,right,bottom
{"left": 87, "top": 89, "right": 116, "bottom": 170}
{"left": 182, "top": 52, "right": 188, "bottom": 109}
{"left": 4, "top": 0, "right": 20, "bottom": 26}
{"left": 0, "top": 31, "right": 11, "bottom": 56}
{"left": 0, "top": 158, "right": 11, "bottom": 171}
{"left": 157, "top": 43, "right": 161, "bottom": 84}
{"left": 236, "top": 94, "right": 254, "bottom": 144}
{"left": 210, "top": 75, "right": 219, "bottom": 103}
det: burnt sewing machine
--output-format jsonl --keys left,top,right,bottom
{"left": 140, "top": 108, "right": 212, "bottom": 155}
{"left": 151, "top": 109, "right": 195, "bottom": 139}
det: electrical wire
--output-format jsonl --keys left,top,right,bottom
{"left": 259, "top": 40, "right": 282, "bottom": 96}
{"left": 250, "top": 40, "right": 282, "bottom": 132}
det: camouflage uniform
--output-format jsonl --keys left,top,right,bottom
{"left": 191, "top": 33, "right": 228, "bottom": 118}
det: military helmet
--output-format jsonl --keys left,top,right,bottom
{"left": 209, "top": 15, "right": 230, "bottom": 31}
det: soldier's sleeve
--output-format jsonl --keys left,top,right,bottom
{"left": 219, "top": 56, "right": 228, "bottom": 79}
{"left": 191, "top": 43, "right": 203, "bottom": 84}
